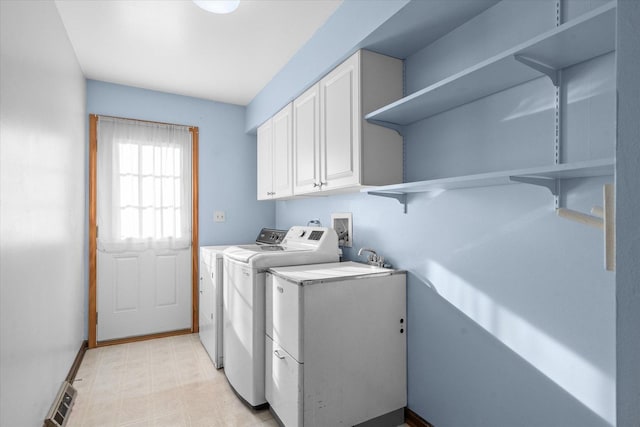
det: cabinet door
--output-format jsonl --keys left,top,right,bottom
{"left": 293, "top": 83, "right": 321, "bottom": 194}
{"left": 320, "top": 52, "right": 361, "bottom": 189}
{"left": 270, "top": 275, "right": 302, "bottom": 362}
{"left": 256, "top": 119, "right": 273, "bottom": 200}
{"left": 272, "top": 104, "right": 293, "bottom": 198}
{"left": 266, "top": 336, "right": 302, "bottom": 427}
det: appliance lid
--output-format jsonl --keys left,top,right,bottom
{"left": 223, "top": 244, "right": 312, "bottom": 263}
{"left": 200, "top": 245, "right": 239, "bottom": 265}
{"left": 223, "top": 245, "right": 264, "bottom": 263}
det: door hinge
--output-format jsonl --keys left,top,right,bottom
{"left": 95, "top": 312, "right": 98, "bottom": 325}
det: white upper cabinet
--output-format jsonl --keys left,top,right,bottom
{"left": 256, "top": 119, "right": 273, "bottom": 200}
{"left": 319, "top": 52, "right": 361, "bottom": 190}
{"left": 291, "top": 50, "right": 403, "bottom": 196}
{"left": 292, "top": 83, "right": 321, "bottom": 194}
{"left": 257, "top": 104, "right": 293, "bottom": 200}
{"left": 272, "top": 104, "right": 293, "bottom": 198}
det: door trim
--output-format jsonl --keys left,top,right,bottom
{"left": 89, "top": 114, "right": 97, "bottom": 348}
{"left": 88, "top": 114, "right": 200, "bottom": 348}
{"left": 95, "top": 328, "right": 192, "bottom": 348}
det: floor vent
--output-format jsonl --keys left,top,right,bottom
{"left": 44, "top": 381, "right": 77, "bottom": 427}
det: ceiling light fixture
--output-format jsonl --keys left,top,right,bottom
{"left": 193, "top": 0, "right": 240, "bottom": 14}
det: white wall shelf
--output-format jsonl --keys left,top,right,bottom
{"left": 362, "top": 159, "right": 614, "bottom": 212}
{"left": 365, "top": 2, "right": 615, "bottom": 127}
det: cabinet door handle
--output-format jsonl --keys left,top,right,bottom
{"left": 276, "top": 286, "right": 284, "bottom": 293}
{"left": 313, "top": 183, "right": 320, "bottom": 188}
{"left": 274, "top": 349, "right": 285, "bottom": 360}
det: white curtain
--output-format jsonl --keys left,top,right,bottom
{"left": 97, "top": 116, "right": 192, "bottom": 252}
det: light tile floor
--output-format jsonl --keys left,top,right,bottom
{"left": 67, "top": 334, "right": 410, "bottom": 427}
{"left": 67, "top": 334, "right": 275, "bottom": 427}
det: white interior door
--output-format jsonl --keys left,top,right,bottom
{"left": 96, "top": 116, "right": 193, "bottom": 342}
{"left": 97, "top": 248, "right": 191, "bottom": 340}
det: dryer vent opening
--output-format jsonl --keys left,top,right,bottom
{"left": 44, "top": 381, "right": 77, "bottom": 427}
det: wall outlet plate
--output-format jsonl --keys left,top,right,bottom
{"left": 214, "top": 211, "right": 225, "bottom": 222}
{"left": 331, "top": 212, "right": 352, "bottom": 248}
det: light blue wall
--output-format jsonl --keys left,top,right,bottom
{"left": 271, "top": 1, "right": 617, "bottom": 426}
{"left": 404, "top": 0, "right": 556, "bottom": 94}
{"left": 615, "top": 0, "right": 640, "bottom": 425}
{"left": 87, "top": 80, "right": 275, "bottom": 247}
{"left": 277, "top": 183, "right": 614, "bottom": 426}
{"left": 244, "top": 0, "right": 409, "bottom": 133}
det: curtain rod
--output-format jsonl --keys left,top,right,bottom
{"left": 90, "top": 114, "right": 198, "bottom": 133}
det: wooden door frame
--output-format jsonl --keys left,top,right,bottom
{"left": 88, "top": 114, "right": 199, "bottom": 348}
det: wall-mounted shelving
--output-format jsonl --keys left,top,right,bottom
{"left": 365, "top": 2, "right": 615, "bottom": 127}
{"left": 362, "top": 158, "right": 614, "bottom": 212}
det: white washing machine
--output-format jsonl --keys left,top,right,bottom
{"left": 199, "top": 228, "right": 286, "bottom": 369}
{"left": 265, "top": 262, "right": 407, "bottom": 427}
{"left": 222, "top": 226, "right": 340, "bottom": 408}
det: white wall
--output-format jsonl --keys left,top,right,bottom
{"left": 0, "top": 1, "right": 86, "bottom": 425}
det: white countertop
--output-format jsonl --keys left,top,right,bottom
{"left": 267, "top": 261, "right": 402, "bottom": 283}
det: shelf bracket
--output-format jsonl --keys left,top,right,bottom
{"left": 368, "top": 191, "right": 407, "bottom": 214}
{"left": 365, "top": 119, "right": 404, "bottom": 136}
{"left": 509, "top": 176, "right": 559, "bottom": 195}
{"left": 514, "top": 54, "right": 560, "bottom": 86}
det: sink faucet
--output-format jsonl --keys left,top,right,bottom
{"left": 358, "top": 248, "right": 385, "bottom": 267}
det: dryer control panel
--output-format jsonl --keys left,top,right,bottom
{"left": 256, "top": 228, "right": 287, "bottom": 245}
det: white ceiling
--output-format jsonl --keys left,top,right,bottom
{"left": 55, "top": 0, "right": 342, "bottom": 106}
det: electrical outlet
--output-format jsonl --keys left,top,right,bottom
{"left": 214, "top": 211, "right": 226, "bottom": 222}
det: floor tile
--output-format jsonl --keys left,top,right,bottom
{"left": 67, "top": 333, "right": 407, "bottom": 427}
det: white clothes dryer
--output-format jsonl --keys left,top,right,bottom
{"left": 199, "top": 245, "right": 236, "bottom": 369}
{"left": 199, "top": 228, "right": 286, "bottom": 369}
